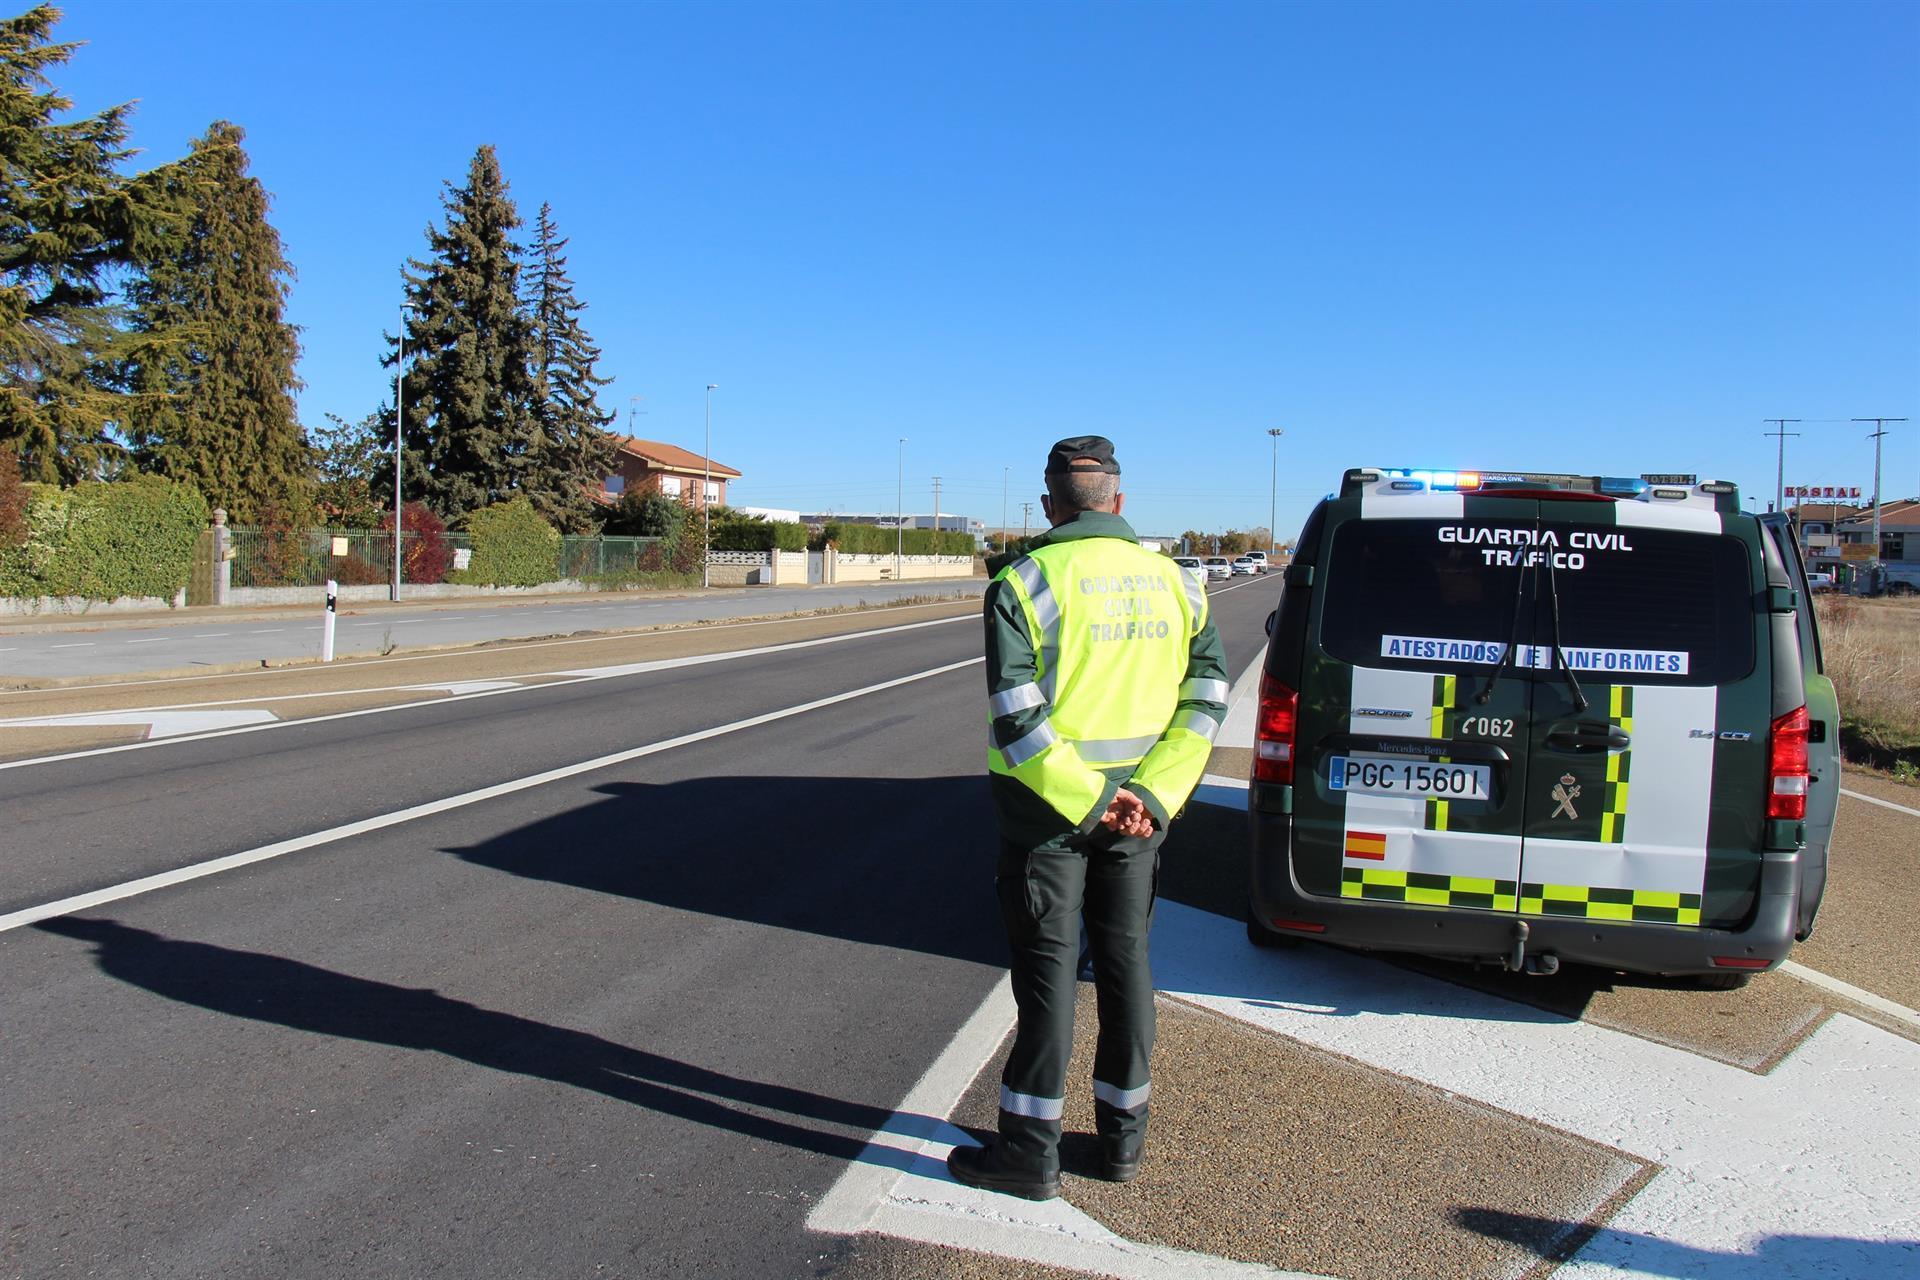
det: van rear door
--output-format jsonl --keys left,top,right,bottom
{"left": 1302, "top": 501, "right": 1541, "bottom": 915}
{"left": 1516, "top": 500, "right": 1766, "bottom": 930}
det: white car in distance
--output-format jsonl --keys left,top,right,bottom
{"left": 1202, "top": 556, "right": 1233, "bottom": 581}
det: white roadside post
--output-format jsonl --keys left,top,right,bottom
{"left": 321, "top": 579, "right": 338, "bottom": 663}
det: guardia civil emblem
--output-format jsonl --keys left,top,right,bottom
{"left": 1550, "top": 773, "right": 1581, "bottom": 820}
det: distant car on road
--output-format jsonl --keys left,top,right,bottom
{"left": 1172, "top": 555, "right": 1205, "bottom": 583}
{"left": 1231, "top": 556, "right": 1260, "bottom": 576}
{"left": 1202, "top": 556, "right": 1233, "bottom": 581}
{"left": 1244, "top": 551, "right": 1270, "bottom": 570}
{"left": 1805, "top": 570, "right": 1837, "bottom": 592}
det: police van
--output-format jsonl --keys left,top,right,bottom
{"left": 1247, "top": 468, "right": 1840, "bottom": 987}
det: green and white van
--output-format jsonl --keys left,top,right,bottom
{"left": 1247, "top": 468, "right": 1839, "bottom": 987}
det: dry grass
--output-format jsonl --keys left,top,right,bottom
{"left": 1816, "top": 595, "right": 1920, "bottom": 768}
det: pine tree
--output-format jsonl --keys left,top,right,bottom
{"left": 391, "top": 145, "right": 538, "bottom": 525}
{"left": 122, "top": 121, "right": 309, "bottom": 522}
{"left": 522, "top": 202, "right": 614, "bottom": 534}
{"left": 0, "top": 5, "right": 184, "bottom": 481}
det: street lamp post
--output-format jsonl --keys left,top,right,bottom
{"left": 703, "top": 384, "right": 717, "bottom": 588}
{"left": 392, "top": 304, "right": 411, "bottom": 602}
{"left": 1267, "top": 428, "right": 1284, "bottom": 555}
{"left": 895, "top": 438, "right": 907, "bottom": 580}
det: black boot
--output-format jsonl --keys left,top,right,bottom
{"left": 1099, "top": 1134, "right": 1143, "bottom": 1183}
{"left": 946, "top": 1142, "right": 1060, "bottom": 1201}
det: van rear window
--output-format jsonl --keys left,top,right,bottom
{"left": 1320, "top": 519, "right": 1754, "bottom": 686}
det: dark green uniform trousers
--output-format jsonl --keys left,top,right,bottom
{"left": 994, "top": 825, "right": 1160, "bottom": 1172}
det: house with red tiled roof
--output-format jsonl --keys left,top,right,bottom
{"left": 598, "top": 437, "right": 741, "bottom": 510}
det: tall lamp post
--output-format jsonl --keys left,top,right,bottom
{"left": 896, "top": 437, "right": 907, "bottom": 580}
{"left": 392, "top": 303, "right": 411, "bottom": 602}
{"left": 1001, "top": 465, "right": 1009, "bottom": 554}
{"left": 1267, "top": 427, "right": 1284, "bottom": 556}
{"left": 703, "top": 384, "right": 717, "bottom": 588}
{"left": 1855, "top": 418, "right": 1907, "bottom": 574}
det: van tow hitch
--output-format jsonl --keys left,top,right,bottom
{"left": 1508, "top": 920, "right": 1529, "bottom": 972}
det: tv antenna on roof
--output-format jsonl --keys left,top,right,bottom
{"left": 628, "top": 395, "right": 647, "bottom": 433}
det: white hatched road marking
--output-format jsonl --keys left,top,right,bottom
{"left": 816, "top": 903, "right": 1920, "bottom": 1278}
{"left": 0, "top": 657, "right": 981, "bottom": 935}
{"left": 0, "top": 710, "right": 277, "bottom": 739}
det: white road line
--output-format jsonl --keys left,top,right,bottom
{"left": 0, "top": 615, "right": 974, "bottom": 771}
{"left": 50, "top": 643, "right": 94, "bottom": 649}
{"left": 1779, "top": 961, "right": 1920, "bottom": 1030}
{"left": 249, "top": 628, "right": 285, "bottom": 634}
{"left": 123, "top": 638, "right": 167, "bottom": 644}
{"left": 807, "top": 976, "right": 1288, "bottom": 1279}
{"left": 0, "top": 656, "right": 982, "bottom": 935}
{"left": 1841, "top": 786, "right": 1920, "bottom": 819}
{"left": 191, "top": 633, "right": 229, "bottom": 638}
{"left": 0, "top": 597, "right": 982, "bottom": 700}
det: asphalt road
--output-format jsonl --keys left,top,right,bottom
{"left": 0, "top": 577, "right": 1280, "bottom": 1279}
{"left": 6, "top": 573, "right": 1915, "bottom": 1280}
{"left": 0, "top": 579, "right": 987, "bottom": 682}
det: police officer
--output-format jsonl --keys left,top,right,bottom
{"left": 948, "top": 435, "right": 1229, "bottom": 1201}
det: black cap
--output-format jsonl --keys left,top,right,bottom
{"left": 1045, "top": 435, "right": 1121, "bottom": 476}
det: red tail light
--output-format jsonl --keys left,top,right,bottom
{"left": 1767, "top": 705, "right": 1809, "bottom": 821}
{"left": 1253, "top": 675, "right": 1299, "bottom": 785}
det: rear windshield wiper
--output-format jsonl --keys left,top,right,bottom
{"left": 1543, "top": 552, "right": 1589, "bottom": 712}
{"left": 1475, "top": 557, "right": 1535, "bottom": 705}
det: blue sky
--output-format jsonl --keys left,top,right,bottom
{"left": 56, "top": 0, "right": 1920, "bottom": 538}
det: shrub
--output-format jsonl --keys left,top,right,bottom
{"left": 0, "top": 450, "right": 26, "bottom": 548}
{"left": 459, "top": 497, "right": 560, "bottom": 587}
{"left": 249, "top": 500, "right": 323, "bottom": 587}
{"left": 821, "top": 522, "right": 974, "bottom": 556}
{"left": 378, "top": 502, "right": 452, "bottom": 585}
{"left": 710, "top": 516, "right": 806, "bottom": 552}
{"left": 0, "top": 476, "right": 208, "bottom": 600}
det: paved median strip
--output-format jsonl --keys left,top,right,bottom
{"left": 0, "top": 657, "right": 983, "bottom": 935}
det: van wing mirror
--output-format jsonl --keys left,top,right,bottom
{"left": 1265, "top": 609, "right": 1277, "bottom": 636}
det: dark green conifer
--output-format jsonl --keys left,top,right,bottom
{"left": 391, "top": 145, "right": 538, "bottom": 525}
{"left": 523, "top": 202, "right": 615, "bottom": 534}
{"left": 123, "top": 121, "right": 309, "bottom": 522}
{"left": 0, "top": 5, "right": 183, "bottom": 481}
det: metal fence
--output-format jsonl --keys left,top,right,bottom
{"left": 227, "top": 527, "right": 663, "bottom": 589}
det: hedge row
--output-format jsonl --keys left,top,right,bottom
{"left": 822, "top": 522, "right": 974, "bottom": 556}
{"left": 0, "top": 477, "right": 208, "bottom": 600}
{"left": 710, "top": 518, "right": 807, "bottom": 552}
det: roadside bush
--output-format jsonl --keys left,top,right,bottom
{"left": 710, "top": 516, "right": 806, "bottom": 553}
{"left": 378, "top": 502, "right": 452, "bottom": 585}
{"left": 0, "top": 450, "right": 26, "bottom": 548}
{"left": 458, "top": 497, "right": 560, "bottom": 587}
{"left": 0, "top": 475, "right": 207, "bottom": 600}
{"left": 820, "top": 522, "right": 973, "bottom": 556}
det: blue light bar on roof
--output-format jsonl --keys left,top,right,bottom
{"left": 1380, "top": 469, "right": 1483, "bottom": 491}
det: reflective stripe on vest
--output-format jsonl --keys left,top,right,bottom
{"left": 1178, "top": 569, "right": 1207, "bottom": 633}
{"left": 989, "top": 682, "right": 1046, "bottom": 718}
{"left": 1181, "top": 677, "right": 1229, "bottom": 704}
{"left": 1010, "top": 555, "right": 1064, "bottom": 701}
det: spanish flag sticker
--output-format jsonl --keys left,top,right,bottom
{"left": 1345, "top": 830, "right": 1387, "bottom": 861}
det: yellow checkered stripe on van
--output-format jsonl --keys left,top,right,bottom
{"left": 1342, "top": 868, "right": 1517, "bottom": 912}
{"left": 1519, "top": 882, "right": 1701, "bottom": 926}
{"left": 1425, "top": 674, "right": 1458, "bottom": 833}
{"left": 1601, "top": 685, "right": 1633, "bottom": 844}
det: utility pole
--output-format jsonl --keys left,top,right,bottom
{"left": 392, "top": 303, "right": 411, "bottom": 602}
{"left": 1855, "top": 418, "right": 1907, "bottom": 571}
{"left": 896, "top": 437, "right": 906, "bottom": 581}
{"left": 1267, "top": 427, "right": 1284, "bottom": 554}
{"left": 1021, "top": 501, "right": 1033, "bottom": 541}
{"left": 932, "top": 476, "right": 941, "bottom": 545}
{"left": 1763, "top": 418, "right": 1802, "bottom": 515}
